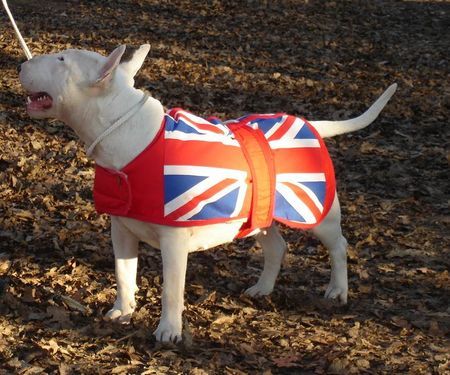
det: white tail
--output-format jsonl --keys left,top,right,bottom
{"left": 2, "top": 0, "right": 33, "bottom": 60}
{"left": 310, "top": 83, "right": 397, "bottom": 138}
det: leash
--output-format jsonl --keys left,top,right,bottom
{"left": 2, "top": 0, "right": 33, "bottom": 60}
{"left": 86, "top": 93, "right": 150, "bottom": 157}
{"left": 2, "top": 0, "right": 148, "bottom": 158}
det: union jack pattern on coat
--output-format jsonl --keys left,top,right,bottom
{"left": 94, "top": 108, "right": 336, "bottom": 237}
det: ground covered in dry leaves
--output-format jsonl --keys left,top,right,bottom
{"left": 0, "top": 0, "right": 449, "bottom": 373}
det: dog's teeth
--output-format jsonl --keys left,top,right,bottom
{"left": 26, "top": 97, "right": 31, "bottom": 104}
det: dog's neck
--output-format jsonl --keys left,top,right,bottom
{"left": 62, "top": 87, "right": 165, "bottom": 170}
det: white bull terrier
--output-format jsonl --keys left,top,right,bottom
{"left": 19, "top": 44, "right": 397, "bottom": 343}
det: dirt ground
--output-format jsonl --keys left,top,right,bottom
{"left": 0, "top": 0, "right": 449, "bottom": 374}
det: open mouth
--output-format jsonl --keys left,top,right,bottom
{"left": 26, "top": 92, "right": 53, "bottom": 112}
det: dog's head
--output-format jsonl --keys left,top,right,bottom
{"left": 19, "top": 44, "right": 150, "bottom": 120}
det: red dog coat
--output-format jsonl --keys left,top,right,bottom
{"left": 94, "top": 109, "right": 336, "bottom": 238}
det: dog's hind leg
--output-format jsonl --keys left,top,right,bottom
{"left": 105, "top": 216, "right": 139, "bottom": 323}
{"left": 311, "top": 193, "right": 348, "bottom": 304}
{"left": 245, "top": 223, "right": 287, "bottom": 297}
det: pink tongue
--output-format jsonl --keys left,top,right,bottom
{"left": 28, "top": 97, "right": 52, "bottom": 111}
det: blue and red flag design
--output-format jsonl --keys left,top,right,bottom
{"left": 163, "top": 109, "right": 335, "bottom": 229}
{"left": 163, "top": 109, "right": 251, "bottom": 224}
{"left": 231, "top": 113, "right": 334, "bottom": 227}
{"left": 163, "top": 165, "right": 248, "bottom": 222}
{"left": 94, "top": 108, "right": 335, "bottom": 235}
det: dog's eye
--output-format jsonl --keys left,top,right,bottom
{"left": 58, "top": 56, "right": 65, "bottom": 62}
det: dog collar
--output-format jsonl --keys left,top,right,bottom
{"left": 86, "top": 92, "right": 149, "bottom": 157}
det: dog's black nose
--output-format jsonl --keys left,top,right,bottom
{"left": 17, "top": 64, "right": 22, "bottom": 73}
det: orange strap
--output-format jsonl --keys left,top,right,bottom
{"left": 227, "top": 124, "right": 276, "bottom": 237}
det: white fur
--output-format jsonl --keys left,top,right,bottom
{"left": 309, "top": 83, "right": 397, "bottom": 138}
{"left": 19, "top": 45, "right": 396, "bottom": 343}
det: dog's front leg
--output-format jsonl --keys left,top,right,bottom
{"left": 154, "top": 232, "right": 189, "bottom": 343}
{"left": 105, "top": 216, "right": 139, "bottom": 323}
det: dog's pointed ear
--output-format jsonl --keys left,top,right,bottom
{"left": 94, "top": 45, "right": 126, "bottom": 86}
{"left": 120, "top": 44, "right": 150, "bottom": 80}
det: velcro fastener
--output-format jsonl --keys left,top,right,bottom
{"left": 93, "top": 166, "right": 132, "bottom": 216}
{"left": 227, "top": 123, "right": 276, "bottom": 237}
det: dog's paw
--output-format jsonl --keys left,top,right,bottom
{"left": 104, "top": 299, "right": 136, "bottom": 324}
{"left": 245, "top": 282, "right": 273, "bottom": 297}
{"left": 324, "top": 284, "right": 348, "bottom": 305}
{"left": 104, "top": 307, "right": 133, "bottom": 324}
{"left": 154, "top": 320, "right": 182, "bottom": 343}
